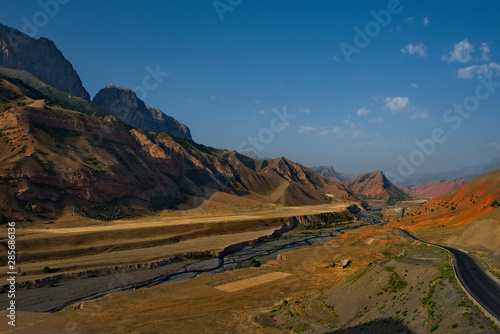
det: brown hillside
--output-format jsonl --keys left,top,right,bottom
{"left": 0, "top": 72, "right": 357, "bottom": 221}
{"left": 396, "top": 178, "right": 466, "bottom": 197}
{"left": 454, "top": 216, "right": 500, "bottom": 264}
{"left": 392, "top": 169, "right": 500, "bottom": 229}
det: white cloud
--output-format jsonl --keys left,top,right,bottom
{"left": 351, "top": 130, "right": 364, "bottom": 139}
{"left": 357, "top": 107, "right": 370, "bottom": 116}
{"left": 485, "top": 142, "right": 500, "bottom": 150}
{"left": 299, "top": 108, "right": 311, "bottom": 114}
{"left": 423, "top": 16, "right": 429, "bottom": 26}
{"left": 401, "top": 42, "right": 428, "bottom": 57}
{"left": 457, "top": 62, "right": 500, "bottom": 79}
{"left": 253, "top": 99, "right": 263, "bottom": 104}
{"left": 210, "top": 94, "right": 225, "bottom": 101}
{"left": 481, "top": 43, "right": 491, "bottom": 61}
{"left": 384, "top": 97, "right": 410, "bottom": 112}
{"left": 410, "top": 83, "right": 419, "bottom": 88}
{"left": 319, "top": 127, "right": 344, "bottom": 136}
{"left": 331, "top": 127, "right": 342, "bottom": 134}
{"left": 410, "top": 111, "right": 429, "bottom": 120}
{"left": 405, "top": 17, "right": 414, "bottom": 23}
{"left": 300, "top": 126, "right": 344, "bottom": 136}
{"left": 369, "top": 117, "right": 383, "bottom": 124}
{"left": 444, "top": 39, "right": 474, "bottom": 63}
{"left": 298, "top": 126, "right": 318, "bottom": 135}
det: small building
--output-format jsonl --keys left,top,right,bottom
{"left": 333, "top": 259, "right": 350, "bottom": 269}
{"left": 276, "top": 254, "right": 287, "bottom": 261}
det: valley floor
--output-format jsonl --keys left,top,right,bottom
{"left": 1, "top": 222, "right": 497, "bottom": 333}
{"left": 0, "top": 199, "right": 354, "bottom": 281}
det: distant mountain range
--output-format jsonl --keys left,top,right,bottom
{"left": 391, "top": 157, "right": 500, "bottom": 185}
{"left": 310, "top": 166, "right": 350, "bottom": 183}
{"left": 396, "top": 178, "right": 467, "bottom": 198}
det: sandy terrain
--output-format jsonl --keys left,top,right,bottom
{"left": 215, "top": 272, "right": 292, "bottom": 292}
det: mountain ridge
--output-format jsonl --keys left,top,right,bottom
{"left": 0, "top": 72, "right": 357, "bottom": 221}
{"left": 396, "top": 178, "right": 467, "bottom": 198}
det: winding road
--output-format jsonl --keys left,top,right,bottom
{"left": 398, "top": 228, "right": 500, "bottom": 324}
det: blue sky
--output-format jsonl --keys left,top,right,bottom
{"left": 1, "top": 0, "right": 500, "bottom": 179}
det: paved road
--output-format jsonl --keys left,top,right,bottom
{"left": 398, "top": 228, "right": 500, "bottom": 323}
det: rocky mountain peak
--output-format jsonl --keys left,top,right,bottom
{"left": 0, "top": 23, "right": 90, "bottom": 100}
{"left": 342, "top": 170, "right": 409, "bottom": 202}
{"left": 93, "top": 85, "right": 192, "bottom": 140}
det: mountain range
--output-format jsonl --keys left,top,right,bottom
{"left": 391, "top": 157, "right": 500, "bottom": 185}
{"left": 396, "top": 178, "right": 467, "bottom": 198}
{"left": 0, "top": 21, "right": 496, "bottom": 224}
{"left": 0, "top": 67, "right": 358, "bottom": 221}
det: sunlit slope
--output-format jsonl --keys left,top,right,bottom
{"left": 393, "top": 169, "right": 500, "bottom": 229}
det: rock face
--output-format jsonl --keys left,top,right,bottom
{"left": 93, "top": 85, "right": 192, "bottom": 140}
{"left": 311, "top": 166, "right": 350, "bottom": 183}
{"left": 0, "top": 23, "right": 90, "bottom": 100}
{"left": 396, "top": 178, "right": 467, "bottom": 198}
{"left": 342, "top": 170, "right": 409, "bottom": 202}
